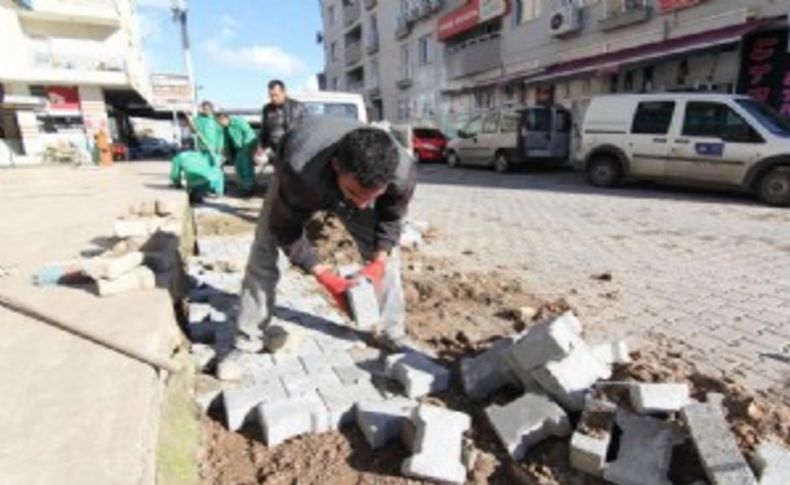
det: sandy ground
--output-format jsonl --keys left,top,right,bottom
{"left": 198, "top": 211, "right": 790, "bottom": 485}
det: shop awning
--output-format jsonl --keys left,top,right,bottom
{"left": 525, "top": 19, "right": 769, "bottom": 84}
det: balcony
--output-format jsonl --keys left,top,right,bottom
{"left": 347, "top": 82, "right": 365, "bottom": 93}
{"left": 599, "top": 4, "right": 652, "bottom": 31}
{"left": 363, "top": 0, "right": 376, "bottom": 10}
{"left": 365, "top": 35, "right": 379, "bottom": 55}
{"left": 17, "top": 0, "right": 121, "bottom": 27}
{"left": 345, "top": 41, "right": 363, "bottom": 67}
{"left": 343, "top": 0, "right": 361, "bottom": 29}
{"left": 14, "top": 51, "right": 128, "bottom": 85}
{"left": 444, "top": 33, "right": 501, "bottom": 79}
{"left": 395, "top": 15, "right": 411, "bottom": 40}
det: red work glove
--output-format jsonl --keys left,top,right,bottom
{"left": 359, "top": 259, "right": 386, "bottom": 289}
{"left": 315, "top": 268, "right": 354, "bottom": 314}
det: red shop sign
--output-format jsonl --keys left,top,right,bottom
{"left": 658, "top": 0, "right": 703, "bottom": 14}
{"left": 46, "top": 86, "right": 80, "bottom": 111}
{"left": 438, "top": 0, "right": 480, "bottom": 41}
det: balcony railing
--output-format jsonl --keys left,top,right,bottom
{"left": 345, "top": 42, "right": 363, "bottom": 66}
{"left": 32, "top": 52, "right": 125, "bottom": 73}
{"left": 599, "top": 3, "right": 652, "bottom": 31}
{"left": 20, "top": 0, "right": 121, "bottom": 26}
{"left": 444, "top": 33, "right": 501, "bottom": 79}
{"left": 365, "top": 35, "right": 379, "bottom": 55}
{"left": 343, "top": 0, "right": 361, "bottom": 28}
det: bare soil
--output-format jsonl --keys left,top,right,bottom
{"left": 198, "top": 213, "right": 790, "bottom": 485}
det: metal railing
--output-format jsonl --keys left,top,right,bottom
{"left": 33, "top": 52, "right": 126, "bottom": 72}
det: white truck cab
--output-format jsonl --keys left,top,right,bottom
{"left": 225, "top": 91, "right": 368, "bottom": 128}
{"left": 580, "top": 93, "right": 790, "bottom": 206}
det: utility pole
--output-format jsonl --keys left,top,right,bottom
{"left": 171, "top": 0, "right": 196, "bottom": 113}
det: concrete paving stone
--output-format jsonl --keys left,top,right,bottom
{"left": 630, "top": 383, "right": 691, "bottom": 414}
{"left": 505, "top": 313, "right": 587, "bottom": 381}
{"left": 569, "top": 398, "right": 617, "bottom": 477}
{"left": 223, "top": 379, "right": 288, "bottom": 431}
{"left": 485, "top": 392, "right": 571, "bottom": 461}
{"left": 333, "top": 364, "right": 373, "bottom": 385}
{"left": 113, "top": 218, "right": 151, "bottom": 238}
{"left": 531, "top": 345, "right": 612, "bottom": 411}
{"left": 347, "top": 346, "right": 387, "bottom": 376}
{"left": 682, "top": 400, "right": 757, "bottom": 485}
{"left": 318, "top": 380, "right": 385, "bottom": 430}
{"left": 402, "top": 404, "right": 471, "bottom": 484}
{"left": 752, "top": 441, "right": 790, "bottom": 485}
{"left": 591, "top": 340, "right": 632, "bottom": 365}
{"left": 281, "top": 368, "right": 342, "bottom": 398}
{"left": 190, "top": 343, "right": 216, "bottom": 372}
{"left": 603, "top": 410, "right": 684, "bottom": 485}
{"left": 188, "top": 303, "right": 212, "bottom": 324}
{"left": 347, "top": 280, "right": 380, "bottom": 331}
{"left": 460, "top": 338, "right": 519, "bottom": 400}
{"left": 355, "top": 398, "right": 418, "bottom": 449}
{"left": 96, "top": 266, "right": 156, "bottom": 297}
{"left": 256, "top": 393, "right": 330, "bottom": 446}
{"left": 83, "top": 251, "right": 144, "bottom": 281}
{"left": 300, "top": 351, "right": 355, "bottom": 375}
{"left": 251, "top": 356, "right": 305, "bottom": 385}
{"left": 385, "top": 352, "right": 451, "bottom": 398}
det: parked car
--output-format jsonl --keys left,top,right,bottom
{"left": 445, "top": 110, "right": 519, "bottom": 172}
{"left": 412, "top": 127, "right": 448, "bottom": 163}
{"left": 516, "top": 105, "right": 572, "bottom": 166}
{"left": 579, "top": 93, "right": 790, "bottom": 206}
{"left": 130, "top": 138, "right": 176, "bottom": 159}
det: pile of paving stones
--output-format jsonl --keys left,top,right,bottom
{"left": 185, "top": 205, "right": 788, "bottom": 484}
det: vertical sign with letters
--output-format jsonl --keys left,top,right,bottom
{"left": 737, "top": 29, "right": 790, "bottom": 118}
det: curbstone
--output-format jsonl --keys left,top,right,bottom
{"left": 223, "top": 380, "right": 287, "bottom": 431}
{"left": 385, "top": 352, "right": 451, "bottom": 398}
{"left": 460, "top": 338, "right": 519, "bottom": 400}
{"left": 83, "top": 251, "right": 144, "bottom": 280}
{"left": 401, "top": 405, "right": 471, "bottom": 484}
{"left": 682, "top": 400, "right": 757, "bottom": 485}
{"left": 485, "top": 392, "right": 571, "bottom": 460}
{"left": 569, "top": 398, "right": 617, "bottom": 477}
{"left": 604, "top": 410, "right": 684, "bottom": 485}
{"left": 96, "top": 266, "right": 156, "bottom": 296}
{"left": 531, "top": 345, "right": 612, "bottom": 411}
{"left": 355, "top": 399, "right": 418, "bottom": 449}
{"left": 256, "top": 393, "right": 330, "bottom": 447}
{"left": 591, "top": 340, "right": 631, "bottom": 365}
{"left": 347, "top": 280, "right": 380, "bottom": 331}
{"left": 752, "top": 441, "right": 790, "bottom": 485}
{"left": 630, "top": 383, "right": 690, "bottom": 414}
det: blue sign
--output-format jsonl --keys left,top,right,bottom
{"left": 695, "top": 143, "right": 724, "bottom": 157}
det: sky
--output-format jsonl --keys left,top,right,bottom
{"left": 137, "top": 0, "right": 324, "bottom": 108}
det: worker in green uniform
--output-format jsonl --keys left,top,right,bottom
{"left": 217, "top": 112, "right": 257, "bottom": 195}
{"left": 169, "top": 101, "right": 226, "bottom": 201}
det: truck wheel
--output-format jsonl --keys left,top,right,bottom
{"left": 758, "top": 167, "right": 790, "bottom": 206}
{"left": 447, "top": 151, "right": 461, "bottom": 168}
{"left": 494, "top": 151, "right": 509, "bottom": 173}
{"left": 587, "top": 155, "right": 621, "bottom": 187}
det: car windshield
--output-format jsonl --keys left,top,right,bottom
{"left": 303, "top": 102, "right": 359, "bottom": 120}
{"left": 413, "top": 128, "right": 443, "bottom": 139}
{"left": 735, "top": 99, "right": 790, "bottom": 137}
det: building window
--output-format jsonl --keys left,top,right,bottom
{"left": 370, "top": 58, "right": 379, "bottom": 87}
{"left": 328, "top": 5, "right": 336, "bottom": 26}
{"left": 642, "top": 66, "right": 654, "bottom": 92}
{"left": 397, "top": 98, "right": 411, "bottom": 120}
{"left": 512, "top": 0, "right": 541, "bottom": 26}
{"left": 400, "top": 43, "right": 411, "bottom": 79}
{"left": 330, "top": 41, "right": 337, "bottom": 63}
{"left": 418, "top": 35, "right": 432, "bottom": 66}
{"left": 331, "top": 77, "right": 339, "bottom": 90}
{"left": 604, "top": 0, "right": 646, "bottom": 17}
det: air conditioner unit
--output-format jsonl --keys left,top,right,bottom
{"left": 549, "top": 3, "right": 582, "bottom": 37}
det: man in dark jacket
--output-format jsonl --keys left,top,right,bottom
{"left": 218, "top": 116, "right": 417, "bottom": 380}
{"left": 258, "top": 80, "right": 306, "bottom": 163}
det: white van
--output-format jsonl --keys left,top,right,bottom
{"left": 226, "top": 91, "right": 368, "bottom": 128}
{"left": 579, "top": 93, "right": 790, "bottom": 206}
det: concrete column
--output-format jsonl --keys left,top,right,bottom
{"left": 79, "top": 85, "right": 110, "bottom": 143}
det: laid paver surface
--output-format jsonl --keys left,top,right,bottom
{"left": 409, "top": 165, "right": 790, "bottom": 393}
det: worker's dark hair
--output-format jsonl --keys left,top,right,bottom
{"left": 335, "top": 129, "right": 399, "bottom": 188}
{"left": 215, "top": 111, "right": 228, "bottom": 119}
{"left": 268, "top": 79, "right": 286, "bottom": 91}
{"left": 200, "top": 100, "right": 213, "bottom": 110}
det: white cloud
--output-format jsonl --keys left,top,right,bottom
{"left": 219, "top": 14, "right": 239, "bottom": 39}
{"left": 137, "top": 0, "right": 171, "bottom": 9}
{"left": 137, "top": 11, "right": 163, "bottom": 42}
{"left": 294, "top": 75, "right": 320, "bottom": 93}
{"left": 203, "top": 39, "right": 307, "bottom": 76}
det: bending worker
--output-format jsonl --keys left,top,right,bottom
{"left": 170, "top": 101, "right": 225, "bottom": 199}
{"left": 217, "top": 112, "right": 257, "bottom": 195}
{"left": 218, "top": 116, "right": 417, "bottom": 380}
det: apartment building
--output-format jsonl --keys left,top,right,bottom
{"left": 321, "top": 0, "right": 446, "bottom": 125}
{"left": 321, "top": 0, "right": 790, "bottom": 134}
{"left": 0, "top": 0, "right": 151, "bottom": 164}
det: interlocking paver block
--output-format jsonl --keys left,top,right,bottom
{"left": 569, "top": 398, "right": 617, "bottom": 477}
{"left": 752, "top": 441, "right": 790, "bottom": 485}
{"left": 402, "top": 404, "right": 471, "bottom": 484}
{"left": 630, "top": 383, "right": 690, "bottom": 414}
{"left": 300, "top": 351, "right": 354, "bottom": 375}
{"left": 385, "top": 352, "right": 451, "bottom": 398}
{"left": 604, "top": 410, "right": 684, "bottom": 485}
{"left": 83, "top": 251, "right": 144, "bottom": 280}
{"left": 347, "top": 280, "right": 380, "bottom": 330}
{"left": 485, "top": 392, "right": 571, "bottom": 460}
{"left": 591, "top": 340, "right": 632, "bottom": 365}
{"left": 682, "top": 400, "right": 757, "bottom": 485}
{"left": 531, "top": 345, "right": 612, "bottom": 411}
{"left": 460, "top": 338, "right": 519, "bottom": 400}
{"left": 318, "top": 380, "right": 384, "bottom": 430}
{"left": 355, "top": 399, "right": 418, "bottom": 449}
{"left": 96, "top": 266, "right": 156, "bottom": 297}
{"left": 256, "top": 393, "right": 330, "bottom": 446}
{"left": 223, "top": 380, "right": 287, "bottom": 431}
{"left": 333, "top": 364, "right": 372, "bottom": 385}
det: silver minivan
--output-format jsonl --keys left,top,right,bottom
{"left": 445, "top": 110, "right": 520, "bottom": 172}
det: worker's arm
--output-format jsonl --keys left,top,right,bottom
{"left": 268, "top": 171, "right": 318, "bottom": 272}
{"left": 373, "top": 161, "right": 417, "bottom": 255}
